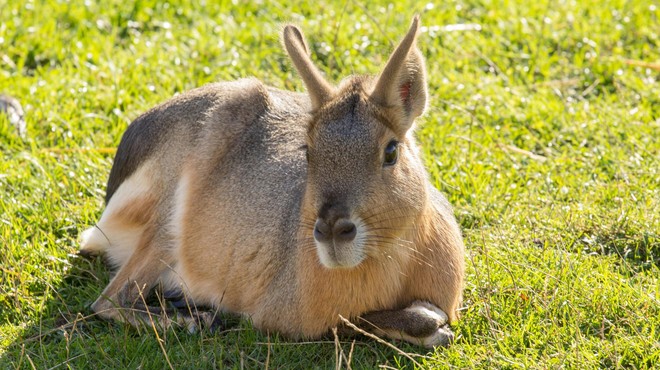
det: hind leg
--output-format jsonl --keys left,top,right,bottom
{"left": 90, "top": 225, "right": 219, "bottom": 332}
{"left": 90, "top": 222, "right": 166, "bottom": 326}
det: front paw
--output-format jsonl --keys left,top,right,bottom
{"left": 357, "top": 301, "right": 455, "bottom": 348}
{"left": 415, "top": 323, "right": 454, "bottom": 348}
{"left": 404, "top": 300, "right": 449, "bottom": 329}
{"left": 402, "top": 301, "right": 453, "bottom": 348}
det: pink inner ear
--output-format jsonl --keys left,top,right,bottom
{"left": 399, "top": 81, "right": 412, "bottom": 113}
{"left": 399, "top": 82, "right": 411, "bottom": 101}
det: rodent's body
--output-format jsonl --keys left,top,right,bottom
{"left": 81, "top": 17, "right": 465, "bottom": 347}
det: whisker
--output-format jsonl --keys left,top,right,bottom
{"left": 365, "top": 234, "right": 416, "bottom": 246}
{"left": 362, "top": 216, "right": 417, "bottom": 227}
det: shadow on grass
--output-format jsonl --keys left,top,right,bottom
{"left": 567, "top": 225, "right": 659, "bottom": 274}
{"left": 1, "top": 253, "right": 430, "bottom": 369}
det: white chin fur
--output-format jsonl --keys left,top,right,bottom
{"left": 315, "top": 218, "right": 366, "bottom": 268}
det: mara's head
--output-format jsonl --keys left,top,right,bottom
{"left": 284, "top": 16, "right": 430, "bottom": 269}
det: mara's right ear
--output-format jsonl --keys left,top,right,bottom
{"left": 282, "top": 25, "right": 335, "bottom": 110}
{"left": 370, "top": 15, "right": 427, "bottom": 133}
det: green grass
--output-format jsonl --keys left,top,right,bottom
{"left": 1, "top": 0, "right": 659, "bottom": 368}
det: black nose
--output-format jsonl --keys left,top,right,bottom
{"left": 314, "top": 218, "right": 356, "bottom": 243}
{"left": 333, "top": 219, "right": 356, "bottom": 242}
{"left": 314, "top": 219, "right": 332, "bottom": 243}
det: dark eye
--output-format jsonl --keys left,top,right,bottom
{"left": 383, "top": 140, "right": 399, "bottom": 166}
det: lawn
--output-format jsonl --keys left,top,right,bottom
{"left": 1, "top": 0, "right": 659, "bottom": 368}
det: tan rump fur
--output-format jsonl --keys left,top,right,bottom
{"left": 81, "top": 16, "right": 465, "bottom": 348}
{"left": 80, "top": 162, "right": 158, "bottom": 267}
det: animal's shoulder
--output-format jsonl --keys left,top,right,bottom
{"left": 203, "top": 78, "right": 310, "bottom": 126}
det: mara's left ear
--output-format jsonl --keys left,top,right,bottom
{"left": 369, "top": 15, "right": 427, "bottom": 133}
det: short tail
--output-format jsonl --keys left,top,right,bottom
{"left": 80, "top": 225, "right": 111, "bottom": 253}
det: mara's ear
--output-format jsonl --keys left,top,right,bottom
{"left": 370, "top": 15, "right": 427, "bottom": 132}
{"left": 282, "top": 25, "right": 335, "bottom": 110}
